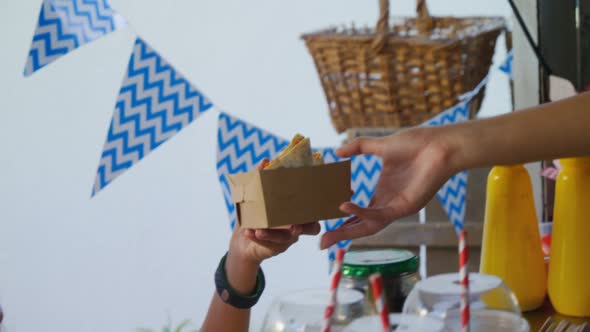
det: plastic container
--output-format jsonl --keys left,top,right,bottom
{"left": 403, "top": 273, "right": 529, "bottom": 331}
{"left": 261, "top": 288, "right": 366, "bottom": 332}
{"left": 340, "top": 249, "right": 419, "bottom": 313}
{"left": 451, "top": 310, "right": 530, "bottom": 332}
{"left": 480, "top": 165, "right": 547, "bottom": 311}
{"left": 548, "top": 157, "right": 590, "bottom": 317}
{"left": 342, "top": 314, "right": 444, "bottom": 332}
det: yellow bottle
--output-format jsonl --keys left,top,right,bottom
{"left": 548, "top": 157, "right": 590, "bottom": 317}
{"left": 480, "top": 165, "right": 546, "bottom": 311}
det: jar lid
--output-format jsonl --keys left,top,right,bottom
{"left": 417, "top": 273, "right": 501, "bottom": 296}
{"left": 342, "top": 249, "right": 418, "bottom": 277}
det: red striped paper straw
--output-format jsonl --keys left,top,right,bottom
{"left": 369, "top": 273, "right": 390, "bottom": 332}
{"left": 459, "top": 230, "right": 470, "bottom": 332}
{"left": 322, "top": 249, "right": 346, "bottom": 332}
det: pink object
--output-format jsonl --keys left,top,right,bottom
{"left": 541, "top": 160, "right": 563, "bottom": 180}
{"left": 459, "top": 230, "right": 470, "bottom": 332}
{"left": 541, "top": 167, "right": 559, "bottom": 180}
{"left": 322, "top": 249, "right": 346, "bottom": 332}
{"left": 369, "top": 273, "right": 391, "bottom": 332}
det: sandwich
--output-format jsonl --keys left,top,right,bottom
{"left": 264, "top": 134, "right": 323, "bottom": 170}
{"left": 313, "top": 151, "right": 324, "bottom": 165}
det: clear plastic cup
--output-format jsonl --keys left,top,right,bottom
{"left": 403, "top": 273, "right": 529, "bottom": 331}
{"left": 343, "top": 314, "right": 444, "bottom": 332}
{"left": 445, "top": 310, "right": 530, "bottom": 332}
{"left": 261, "top": 288, "right": 366, "bottom": 332}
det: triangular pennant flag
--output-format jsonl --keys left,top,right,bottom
{"left": 321, "top": 150, "right": 382, "bottom": 263}
{"left": 423, "top": 82, "right": 485, "bottom": 234}
{"left": 437, "top": 171, "right": 468, "bottom": 234}
{"left": 422, "top": 100, "right": 472, "bottom": 234}
{"left": 216, "top": 113, "right": 290, "bottom": 229}
{"left": 423, "top": 100, "right": 472, "bottom": 234}
{"left": 24, "top": 0, "right": 126, "bottom": 76}
{"left": 92, "top": 37, "right": 213, "bottom": 195}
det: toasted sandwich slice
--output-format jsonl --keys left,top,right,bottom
{"left": 313, "top": 151, "right": 324, "bottom": 166}
{"left": 264, "top": 134, "right": 314, "bottom": 169}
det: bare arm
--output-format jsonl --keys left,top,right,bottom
{"left": 449, "top": 91, "right": 590, "bottom": 170}
{"left": 201, "top": 223, "right": 320, "bottom": 332}
{"left": 200, "top": 245, "right": 258, "bottom": 332}
{"left": 321, "top": 91, "right": 590, "bottom": 249}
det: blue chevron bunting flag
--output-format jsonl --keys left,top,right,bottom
{"left": 92, "top": 37, "right": 213, "bottom": 195}
{"left": 217, "top": 113, "right": 290, "bottom": 230}
{"left": 424, "top": 91, "right": 473, "bottom": 234}
{"left": 437, "top": 170, "right": 468, "bottom": 234}
{"left": 24, "top": 0, "right": 126, "bottom": 76}
{"left": 499, "top": 50, "right": 513, "bottom": 79}
{"left": 321, "top": 151, "right": 382, "bottom": 263}
{"left": 215, "top": 113, "right": 382, "bottom": 260}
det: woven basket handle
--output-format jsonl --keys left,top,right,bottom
{"left": 415, "top": 0, "right": 434, "bottom": 33}
{"left": 416, "top": 0, "right": 430, "bottom": 19}
{"left": 372, "top": 0, "right": 390, "bottom": 52}
{"left": 372, "top": 0, "right": 434, "bottom": 52}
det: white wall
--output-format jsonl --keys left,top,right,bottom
{"left": 0, "top": 1, "right": 511, "bottom": 331}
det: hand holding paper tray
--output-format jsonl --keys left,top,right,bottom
{"left": 228, "top": 134, "right": 351, "bottom": 229}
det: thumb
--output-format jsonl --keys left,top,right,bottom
{"left": 336, "top": 137, "right": 381, "bottom": 158}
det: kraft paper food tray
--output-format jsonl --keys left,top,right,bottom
{"left": 228, "top": 161, "right": 351, "bottom": 228}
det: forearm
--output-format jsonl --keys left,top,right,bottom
{"left": 446, "top": 91, "right": 590, "bottom": 171}
{"left": 201, "top": 251, "right": 259, "bottom": 332}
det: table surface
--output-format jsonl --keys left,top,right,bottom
{"left": 524, "top": 299, "right": 590, "bottom": 331}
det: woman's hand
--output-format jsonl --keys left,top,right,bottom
{"left": 320, "top": 127, "right": 457, "bottom": 249}
{"left": 230, "top": 158, "right": 321, "bottom": 266}
{"left": 230, "top": 221, "right": 321, "bottom": 266}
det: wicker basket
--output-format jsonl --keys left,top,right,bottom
{"left": 302, "top": 0, "right": 505, "bottom": 133}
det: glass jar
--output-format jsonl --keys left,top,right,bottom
{"left": 340, "top": 249, "right": 420, "bottom": 313}
{"left": 343, "top": 314, "right": 444, "bottom": 332}
{"left": 403, "top": 273, "right": 529, "bottom": 332}
{"left": 261, "top": 288, "right": 366, "bottom": 332}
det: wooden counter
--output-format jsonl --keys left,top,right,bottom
{"left": 524, "top": 299, "right": 590, "bottom": 331}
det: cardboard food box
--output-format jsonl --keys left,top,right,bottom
{"left": 228, "top": 160, "right": 351, "bottom": 228}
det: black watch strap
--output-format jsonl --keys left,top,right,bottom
{"left": 215, "top": 252, "right": 265, "bottom": 309}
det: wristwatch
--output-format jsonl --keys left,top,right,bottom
{"left": 215, "top": 252, "right": 266, "bottom": 309}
